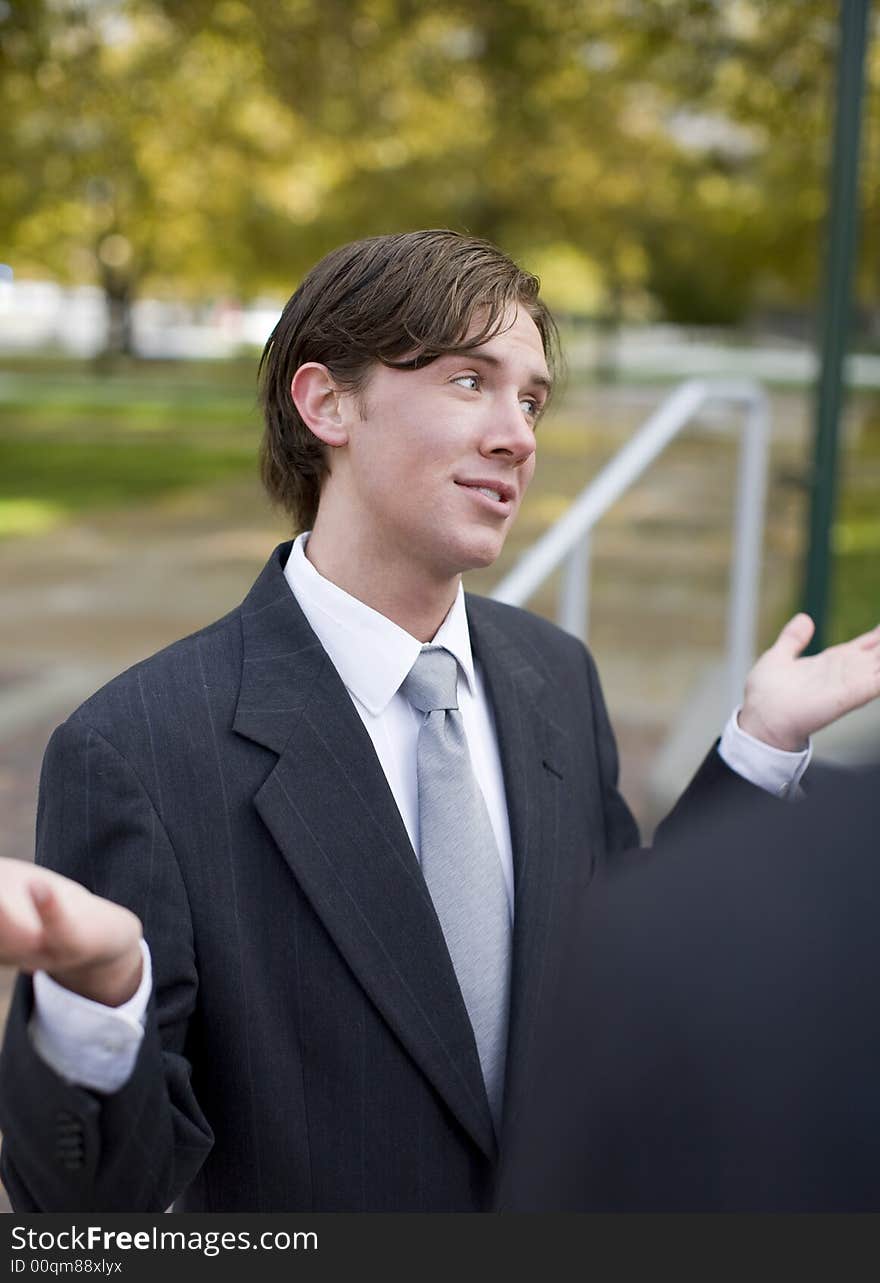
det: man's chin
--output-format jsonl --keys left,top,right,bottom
{"left": 445, "top": 536, "right": 507, "bottom": 577}
{"left": 410, "top": 526, "right": 510, "bottom": 582}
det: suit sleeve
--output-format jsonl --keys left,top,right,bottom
{"left": 0, "top": 718, "right": 214, "bottom": 1212}
{"left": 652, "top": 737, "right": 782, "bottom": 850}
{"left": 581, "top": 643, "right": 774, "bottom": 860}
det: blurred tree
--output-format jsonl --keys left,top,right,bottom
{"left": 155, "top": 0, "right": 872, "bottom": 325}
{"left": 1, "top": 0, "right": 874, "bottom": 352}
{"left": 1, "top": 0, "right": 308, "bottom": 354}
{"left": 613, "top": 0, "right": 870, "bottom": 330}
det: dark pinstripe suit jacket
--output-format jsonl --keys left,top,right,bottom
{"left": 0, "top": 541, "right": 738, "bottom": 1211}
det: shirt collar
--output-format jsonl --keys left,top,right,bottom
{"left": 283, "top": 532, "right": 476, "bottom": 716}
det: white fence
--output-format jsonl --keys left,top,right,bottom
{"left": 491, "top": 379, "right": 771, "bottom": 713}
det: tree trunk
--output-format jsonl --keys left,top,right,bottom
{"left": 97, "top": 265, "right": 136, "bottom": 364}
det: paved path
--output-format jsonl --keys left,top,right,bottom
{"left": 0, "top": 382, "right": 816, "bottom": 1211}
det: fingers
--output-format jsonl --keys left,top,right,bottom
{"left": 0, "top": 884, "right": 44, "bottom": 966}
{"left": 772, "top": 612, "right": 815, "bottom": 660}
{"left": 30, "top": 878, "right": 61, "bottom": 924}
{"left": 0, "top": 877, "right": 74, "bottom": 971}
{"left": 27, "top": 877, "right": 85, "bottom": 969}
{"left": 29, "top": 880, "right": 71, "bottom": 959}
{"left": 855, "top": 622, "right": 880, "bottom": 651}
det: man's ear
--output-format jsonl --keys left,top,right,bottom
{"left": 290, "top": 363, "right": 350, "bottom": 448}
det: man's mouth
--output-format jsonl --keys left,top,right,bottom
{"left": 454, "top": 479, "right": 515, "bottom": 507}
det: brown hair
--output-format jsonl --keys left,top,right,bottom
{"left": 258, "top": 229, "right": 560, "bottom": 532}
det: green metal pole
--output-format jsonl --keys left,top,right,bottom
{"left": 802, "top": 0, "right": 870, "bottom": 652}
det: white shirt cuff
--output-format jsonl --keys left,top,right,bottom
{"left": 30, "top": 938, "right": 152, "bottom": 1094}
{"left": 718, "top": 706, "right": 812, "bottom": 798}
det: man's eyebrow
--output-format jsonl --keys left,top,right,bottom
{"left": 451, "top": 349, "right": 554, "bottom": 393}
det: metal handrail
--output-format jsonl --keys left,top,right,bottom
{"left": 491, "top": 378, "right": 771, "bottom": 712}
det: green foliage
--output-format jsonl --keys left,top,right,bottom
{"left": 0, "top": 0, "right": 874, "bottom": 335}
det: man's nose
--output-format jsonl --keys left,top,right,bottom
{"left": 482, "top": 397, "right": 536, "bottom": 466}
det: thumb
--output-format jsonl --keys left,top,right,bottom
{"left": 30, "top": 880, "right": 57, "bottom": 915}
{"left": 29, "top": 880, "right": 69, "bottom": 940}
{"left": 772, "top": 612, "right": 815, "bottom": 660}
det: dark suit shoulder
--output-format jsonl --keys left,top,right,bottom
{"left": 464, "top": 593, "right": 590, "bottom": 678}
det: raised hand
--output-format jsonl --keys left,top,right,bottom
{"left": 739, "top": 614, "right": 880, "bottom": 752}
{"left": 0, "top": 858, "right": 143, "bottom": 1006}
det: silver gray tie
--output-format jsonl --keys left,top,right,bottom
{"left": 400, "top": 645, "right": 512, "bottom": 1134}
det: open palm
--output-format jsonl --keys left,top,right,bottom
{"left": 740, "top": 614, "right": 880, "bottom": 751}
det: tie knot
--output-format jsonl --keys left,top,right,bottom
{"left": 400, "top": 646, "right": 459, "bottom": 713}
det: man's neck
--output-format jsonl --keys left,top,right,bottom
{"left": 303, "top": 528, "right": 460, "bottom": 643}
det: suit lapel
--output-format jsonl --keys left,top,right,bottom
{"left": 465, "top": 598, "right": 572, "bottom": 1144}
{"left": 234, "top": 545, "right": 496, "bottom": 1160}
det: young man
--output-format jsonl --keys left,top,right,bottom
{"left": 0, "top": 230, "right": 878, "bottom": 1212}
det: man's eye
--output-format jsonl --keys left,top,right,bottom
{"left": 452, "top": 374, "right": 480, "bottom": 391}
{"left": 520, "top": 398, "right": 541, "bottom": 418}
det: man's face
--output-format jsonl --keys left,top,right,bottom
{"left": 331, "top": 305, "right": 550, "bottom": 583}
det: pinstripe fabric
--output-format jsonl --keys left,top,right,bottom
{"left": 0, "top": 539, "right": 683, "bottom": 1212}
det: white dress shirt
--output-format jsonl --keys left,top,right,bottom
{"left": 31, "top": 939, "right": 152, "bottom": 1092}
{"left": 281, "top": 532, "right": 515, "bottom": 910}
{"left": 30, "top": 532, "right": 811, "bottom": 1092}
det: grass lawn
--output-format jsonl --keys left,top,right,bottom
{"left": 0, "top": 355, "right": 876, "bottom": 644}
{"left": 0, "top": 357, "right": 261, "bottom": 535}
